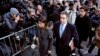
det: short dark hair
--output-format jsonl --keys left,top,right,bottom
{"left": 60, "top": 11, "right": 69, "bottom": 17}
{"left": 80, "top": 6, "right": 88, "bottom": 12}
{"left": 38, "top": 15, "right": 47, "bottom": 24}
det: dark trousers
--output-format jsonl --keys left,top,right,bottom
{"left": 88, "top": 43, "right": 100, "bottom": 56}
{"left": 78, "top": 38, "right": 83, "bottom": 49}
{"left": 88, "top": 31, "right": 95, "bottom": 46}
{"left": 78, "top": 34, "right": 88, "bottom": 49}
{"left": 88, "top": 43, "right": 96, "bottom": 53}
{"left": 56, "top": 45, "right": 71, "bottom": 56}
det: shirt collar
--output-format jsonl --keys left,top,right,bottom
{"left": 61, "top": 21, "right": 67, "bottom": 27}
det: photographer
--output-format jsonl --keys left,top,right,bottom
{"left": 23, "top": 8, "right": 37, "bottom": 28}
{"left": 3, "top": 7, "right": 24, "bottom": 33}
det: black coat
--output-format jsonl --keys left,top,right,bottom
{"left": 53, "top": 22, "right": 79, "bottom": 56}
{"left": 75, "top": 15, "right": 91, "bottom": 41}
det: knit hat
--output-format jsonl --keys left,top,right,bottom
{"left": 10, "top": 8, "right": 19, "bottom": 16}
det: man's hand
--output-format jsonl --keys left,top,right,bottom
{"left": 15, "top": 15, "right": 20, "bottom": 23}
{"left": 69, "top": 38, "right": 75, "bottom": 51}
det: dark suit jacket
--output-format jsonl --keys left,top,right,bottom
{"left": 53, "top": 22, "right": 79, "bottom": 56}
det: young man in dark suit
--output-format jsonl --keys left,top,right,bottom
{"left": 53, "top": 11, "right": 79, "bottom": 56}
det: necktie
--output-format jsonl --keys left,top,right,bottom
{"left": 60, "top": 24, "right": 64, "bottom": 38}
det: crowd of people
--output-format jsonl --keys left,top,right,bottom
{"left": 0, "top": 0, "right": 100, "bottom": 56}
